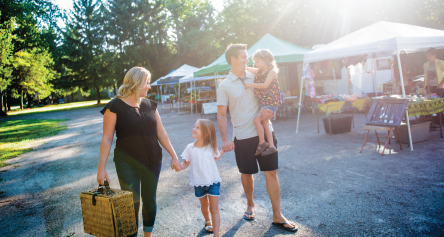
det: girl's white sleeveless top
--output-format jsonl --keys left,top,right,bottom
{"left": 181, "top": 143, "right": 221, "bottom": 187}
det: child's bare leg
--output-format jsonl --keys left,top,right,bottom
{"left": 262, "top": 119, "right": 275, "bottom": 148}
{"left": 254, "top": 113, "right": 266, "bottom": 145}
{"left": 199, "top": 195, "right": 212, "bottom": 232}
{"left": 209, "top": 195, "right": 220, "bottom": 237}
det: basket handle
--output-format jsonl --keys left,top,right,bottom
{"left": 92, "top": 179, "right": 111, "bottom": 206}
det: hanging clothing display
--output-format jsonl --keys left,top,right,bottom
{"left": 303, "top": 64, "right": 316, "bottom": 98}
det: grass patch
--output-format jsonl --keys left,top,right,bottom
{"left": 0, "top": 119, "right": 68, "bottom": 167}
{"left": 4, "top": 100, "right": 110, "bottom": 117}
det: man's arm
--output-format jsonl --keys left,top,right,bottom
{"left": 217, "top": 105, "right": 234, "bottom": 152}
{"left": 244, "top": 70, "right": 277, "bottom": 89}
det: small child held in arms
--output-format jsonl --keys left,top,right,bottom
{"left": 244, "top": 49, "right": 282, "bottom": 156}
{"left": 179, "top": 119, "right": 224, "bottom": 237}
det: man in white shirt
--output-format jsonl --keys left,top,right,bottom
{"left": 217, "top": 44, "right": 297, "bottom": 232}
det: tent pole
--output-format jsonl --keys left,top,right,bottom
{"left": 372, "top": 58, "right": 376, "bottom": 93}
{"left": 191, "top": 79, "right": 193, "bottom": 114}
{"left": 194, "top": 78, "right": 197, "bottom": 114}
{"left": 396, "top": 50, "right": 413, "bottom": 151}
{"left": 296, "top": 63, "right": 306, "bottom": 134}
{"left": 333, "top": 67, "right": 338, "bottom": 94}
{"left": 178, "top": 83, "right": 180, "bottom": 113}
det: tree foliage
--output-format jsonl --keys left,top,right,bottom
{"left": 11, "top": 49, "right": 55, "bottom": 109}
{"left": 62, "top": 0, "right": 106, "bottom": 104}
{"left": 2, "top": 0, "right": 444, "bottom": 112}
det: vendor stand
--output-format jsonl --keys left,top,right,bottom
{"left": 296, "top": 21, "right": 444, "bottom": 152}
{"left": 377, "top": 96, "right": 444, "bottom": 138}
{"left": 312, "top": 96, "right": 371, "bottom": 133}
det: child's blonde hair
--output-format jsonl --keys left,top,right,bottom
{"left": 253, "top": 49, "right": 279, "bottom": 74}
{"left": 196, "top": 119, "right": 218, "bottom": 154}
{"left": 116, "top": 67, "right": 151, "bottom": 99}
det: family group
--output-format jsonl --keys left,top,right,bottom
{"left": 97, "top": 44, "right": 298, "bottom": 236}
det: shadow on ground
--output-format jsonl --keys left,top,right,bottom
{"left": 0, "top": 106, "right": 443, "bottom": 236}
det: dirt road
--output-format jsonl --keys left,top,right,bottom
{"left": 1, "top": 107, "right": 443, "bottom": 236}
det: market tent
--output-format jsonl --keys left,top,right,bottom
{"left": 193, "top": 33, "right": 311, "bottom": 77}
{"left": 150, "top": 79, "right": 178, "bottom": 86}
{"left": 179, "top": 74, "right": 228, "bottom": 83}
{"left": 153, "top": 64, "right": 199, "bottom": 104}
{"left": 296, "top": 21, "right": 444, "bottom": 151}
{"left": 303, "top": 21, "right": 444, "bottom": 63}
{"left": 159, "top": 64, "right": 199, "bottom": 80}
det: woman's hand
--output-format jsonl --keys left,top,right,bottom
{"left": 171, "top": 156, "right": 181, "bottom": 172}
{"left": 97, "top": 168, "right": 110, "bottom": 185}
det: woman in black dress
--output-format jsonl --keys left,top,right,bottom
{"left": 97, "top": 67, "right": 181, "bottom": 237}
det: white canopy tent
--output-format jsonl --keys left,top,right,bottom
{"left": 179, "top": 74, "right": 228, "bottom": 83}
{"left": 296, "top": 21, "right": 444, "bottom": 151}
{"left": 179, "top": 73, "right": 228, "bottom": 114}
{"left": 158, "top": 64, "right": 199, "bottom": 80}
{"left": 154, "top": 64, "right": 199, "bottom": 105}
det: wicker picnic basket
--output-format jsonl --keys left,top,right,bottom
{"left": 80, "top": 180, "right": 137, "bottom": 237}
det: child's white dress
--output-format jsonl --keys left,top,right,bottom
{"left": 181, "top": 143, "right": 221, "bottom": 187}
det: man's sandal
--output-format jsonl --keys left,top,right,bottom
{"left": 254, "top": 142, "right": 269, "bottom": 155}
{"left": 261, "top": 146, "right": 277, "bottom": 156}
{"left": 204, "top": 220, "right": 213, "bottom": 233}
{"left": 243, "top": 211, "right": 255, "bottom": 220}
{"left": 272, "top": 222, "right": 298, "bottom": 232}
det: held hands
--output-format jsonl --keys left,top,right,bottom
{"left": 170, "top": 156, "right": 181, "bottom": 172}
{"left": 222, "top": 140, "right": 235, "bottom": 153}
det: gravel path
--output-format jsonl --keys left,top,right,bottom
{"left": 0, "top": 107, "right": 443, "bottom": 237}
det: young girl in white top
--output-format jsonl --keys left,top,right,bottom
{"left": 180, "top": 119, "right": 224, "bottom": 236}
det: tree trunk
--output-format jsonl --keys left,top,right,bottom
{"left": 6, "top": 91, "right": 11, "bottom": 111}
{"left": 96, "top": 86, "right": 101, "bottom": 104}
{"left": 27, "top": 93, "right": 32, "bottom": 108}
{"left": 113, "top": 83, "right": 117, "bottom": 96}
{"left": 0, "top": 90, "right": 3, "bottom": 112}
{"left": 0, "top": 91, "right": 5, "bottom": 116}
{"left": 20, "top": 89, "right": 23, "bottom": 110}
{"left": 71, "top": 93, "right": 74, "bottom": 102}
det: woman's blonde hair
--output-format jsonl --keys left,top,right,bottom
{"left": 253, "top": 49, "right": 279, "bottom": 74}
{"left": 196, "top": 119, "right": 218, "bottom": 154}
{"left": 116, "top": 67, "right": 151, "bottom": 99}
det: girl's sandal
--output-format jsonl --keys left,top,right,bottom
{"left": 254, "top": 142, "right": 269, "bottom": 155}
{"left": 261, "top": 146, "right": 277, "bottom": 156}
{"left": 204, "top": 221, "right": 213, "bottom": 233}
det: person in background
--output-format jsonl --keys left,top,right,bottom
{"left": 424, "top": 47, "right": 444, "bottom": 98}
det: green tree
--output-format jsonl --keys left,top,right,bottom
{"left": 103, "top": 0, "right": 173, "bottom": 85}
{"left": 169, "top": 0, "right": 221, "bottom": 67}
{"left": 63, "top": 0, "right": 106, "bottom": 104}
{"left": 10, "top": 49, "right": 55, "bottom": 109}
{"left": 0, "top": 0, "right": 63, "bottom": 111}
{"left": 0, "top": 15, "right": 15, "bottom": 114}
